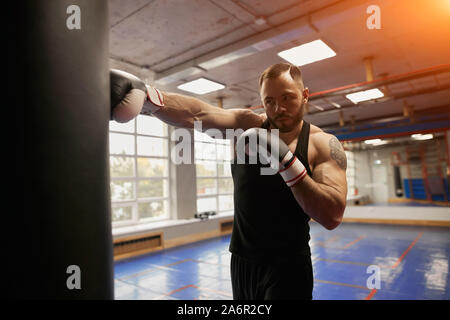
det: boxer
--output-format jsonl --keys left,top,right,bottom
{"left": 110, "top": 63, "right": 347, "bottom": 299}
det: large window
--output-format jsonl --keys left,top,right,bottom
{"left": 345, "top": 150, "right": 355, "bottom": 196}
{"left": 109, "top": 115, "right": 170, "bottom": 226}
{"left": 194, "top": 131, "right": 234, "bottom": 214}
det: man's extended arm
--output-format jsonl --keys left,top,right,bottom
{"left": 155, "top": 92, "right": 263, "bottom": 131}
{"left": 110, "top": 69, "right": 264, "bottom": 131}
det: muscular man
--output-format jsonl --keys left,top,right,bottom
{"left": 110, "top": 63, "right": 347, "bottom": 300}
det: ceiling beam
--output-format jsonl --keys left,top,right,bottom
{"left": 307, "top": 82, "right": 450, "bottom": 118}
{"left": 321, "top": 104, "right": 450, "bottom": 132}
{"left": 309, "top": 63, "right": 450, "bottom": 100}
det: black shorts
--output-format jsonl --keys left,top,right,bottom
{"left": 230, "top": 253, "right": 313, "bottom": 300}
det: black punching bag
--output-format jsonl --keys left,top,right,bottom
{"left": 12, "top": 1, "right": 113, "bottom": 299}
{"left": 393, "top": 165, "right": 403, "bottom": 197}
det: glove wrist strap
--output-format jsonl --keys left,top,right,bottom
{"left": 279, "top": 151, "right": 307, "bottom": 187}
{"left": 142, "top": 85, "right": 164, "bottom": 115}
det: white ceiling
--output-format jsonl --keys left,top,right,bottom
{"left": 109, "top": 0, "right": 450, "bottom": 129}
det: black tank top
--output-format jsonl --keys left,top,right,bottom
{"left": 229, "top": 121, "right": 313, "bottom": 262}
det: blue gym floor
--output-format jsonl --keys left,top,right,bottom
{"left": 114, "top": 222, "right": 450, "bottom": 300}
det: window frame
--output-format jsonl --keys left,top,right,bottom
{"left": 194, "top": 132, "right": 233, "bottom": 214}
{"left": 109, "top": 116, "right": 171, "bottom": 227}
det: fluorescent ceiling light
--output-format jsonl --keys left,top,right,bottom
{"left": 346, "top": 88, "right": 384, "bottom": 104}
{"left": 177, "top": 78, "right": 225, "bottom": 95}
{"left": 411, "top": 133, "right": 433, "bottom": 140}
{"left": 254, "top": 17, "right": 267, "bottom": 25}
{"left": 364, "top": 138, "right": 388, "bottom": 146}
{"left": 364, "top": 139, "right": 382, "bottom": 144}
{"left": 277, "top": 39, "right": 336, "bottom": 66}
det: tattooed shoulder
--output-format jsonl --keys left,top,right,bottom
{"left": 329, "top": 137, "right": 347, "bottom": 170}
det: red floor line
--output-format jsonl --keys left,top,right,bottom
{"left": 118, "top": 258, "right": 191, "bottom": 281}
{"left": 364, "top": 289, "right": 377, "bottom": 300}
{"left": 191, "top": 258, "right": 229, "bottom": 267}
{"left": 312, "top": 235, "right": 341, "bottom": 247}
{"left": 196, "top": 285, "right": 233, "bottom": 297}
{"left": 391, "top": 232, "right": 424, "bottom": 269}
{"left": 325, "top": 235, "right": 340, "bottom": 244}
{"left": 154, "top": 284, "right": 232, "bottom": 300}
{"left": 154, "top": 284, "right": 198, "bottom": 300}
{"left": 342, "top": 236, "right": 365, "bottom": 249}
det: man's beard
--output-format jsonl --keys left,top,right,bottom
{"left": 267, "top": 102, "right": 305, "bottom": 133}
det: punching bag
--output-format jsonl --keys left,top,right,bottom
{"left": 393, "top": 165, "right": 403, "bottom": 197}
{"left": 12, "top": 1, "right": 113, "bottom": 299}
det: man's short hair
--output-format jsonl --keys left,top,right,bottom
{"left": 258, "top": 63, "right": 304, "bottom": 89}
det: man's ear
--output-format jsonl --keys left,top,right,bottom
{"left": 303, "top": 88, "right": 309, "bottom": 103}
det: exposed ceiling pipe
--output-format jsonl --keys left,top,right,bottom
{"left": 230, "top": 0, "right": 261, "bottom": 20}
{"left": 306, "top": 82, "right": 450, "bottom": 119}
{"left": 307, "top": 102, "right": 324, "bottom": 111}
{"left": 323, "top": 98, "right": 341, "bottom": 109}
{"left": 321, "top": 104, "right": 450, "bottom": 132}
{"left": 308, "top": 63, "right": 450, "bottom": 100}
{"left": 363, "top": 56, "right": 374, "bottom": 81}
{"left": 217, "top": 96, "right": 224, "bottom": 109}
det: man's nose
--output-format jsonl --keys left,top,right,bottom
{"left": 274, "top": 100, "right": 286, "bottom": 113}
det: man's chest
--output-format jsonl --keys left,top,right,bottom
{"left": 287, "top": 138, "right": 316, "bottom": 172}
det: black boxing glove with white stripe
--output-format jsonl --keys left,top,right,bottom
{"left": 236, "top": 128, "right": 307, "bottom": 187}
{"left": 110, "top": 69, "right": 164, "bottom": 122}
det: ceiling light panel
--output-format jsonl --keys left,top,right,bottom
{"left": 277, "top": 39, "right": 336, "bottom": 66}
{"left": 177, "top": 78, "right": 225, "bottom": 95}
{"left": 346, "top": 88, "right": 384, "bottom": 103}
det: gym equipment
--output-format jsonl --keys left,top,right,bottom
{"left": 195, "top": 211, "right": 217, "bottom": 221}
{"left": 13, "top": 0, "right": 113, "bottom": 299}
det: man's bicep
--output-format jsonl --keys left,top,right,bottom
{"left": 312, "top": 134, "right": 348, "bottom": 196}
{"left": 328, "top": 136, "right": 347, "bottom": 171}
{"left": 312, "top": 161, "right": 347, "bottom": 194}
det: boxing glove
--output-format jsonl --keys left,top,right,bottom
{"left": 236, "top": 128, "right": 307, "bottom": 187}
{"left": 110, "top": 69, "right": 164, "bottom": 122}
